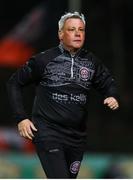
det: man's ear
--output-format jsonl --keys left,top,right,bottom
{"left": 58, "top": 30, "right": 63, "bottom": 41}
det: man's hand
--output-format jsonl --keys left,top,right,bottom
{"left": 104, "top": 97, "right": 119, "bottom": 110}
{"left": 18, "top": 119, "right": 37, "bottom": 140}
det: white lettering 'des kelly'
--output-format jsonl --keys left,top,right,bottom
{"left": 52, "top": 93, "right": 87, "bottom": 104}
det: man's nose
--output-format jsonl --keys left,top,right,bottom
{"left": 75, "top": 30, "right": 80, "bottom": 36}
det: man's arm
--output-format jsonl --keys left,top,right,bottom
{"left": 92, "top": 57, "right": 119, "bottom": 110}
{"left": 6, "top": 56, "right": 41, "bottom": 139}
{"left": 7, "top": 57, "right": 40, "bottom": 121}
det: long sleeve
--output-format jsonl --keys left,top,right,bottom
{"left": 92, "top": 56, "right": 119, "bottom": 100}
{"left": 6, "top": 56, "right": 41, "bottom": 123}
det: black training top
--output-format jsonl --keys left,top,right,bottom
{"left": 7, "top": 44, "right": 118, "bottom": 146}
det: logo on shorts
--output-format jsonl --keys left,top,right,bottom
{"left": 70, "top": 161, "right": 80, "bottom": 174}
{"left": 79, "top": 67, "right": 89, "bottom": 81}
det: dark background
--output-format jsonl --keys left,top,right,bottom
{"left": 0, "top": 0, "right": 132, "bottom": 153}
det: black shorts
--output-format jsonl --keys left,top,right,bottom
{"left": 32, "top": 118, "right": 86, "bottom": 178}
{"left": 33, "top": 140, "right": 84, "bottom": 178}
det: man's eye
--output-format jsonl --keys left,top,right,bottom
{"left": 79, "top": 29, "right": 85, "bottom": 32}
{"left": 68, "top": 29, "right": 75, "bottom": 31}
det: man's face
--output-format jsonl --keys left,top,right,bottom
{"left": 59, "top": 18, "right": 85, "bottom": 52}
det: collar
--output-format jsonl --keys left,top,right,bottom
{"left": 58, "top": 43, "right": 88, "bottom": 58}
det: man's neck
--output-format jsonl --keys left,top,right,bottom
{"left": 60, "top": 43, "right": 80, "bottom": 55}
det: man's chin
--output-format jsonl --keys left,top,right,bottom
{"left": 75, "top": 46, "right": 83, "bottom": 51}
{"left": 73, "top": 44, "right": 83, "bottom": 49}
{"left": 75, "top": 42, "right": 84, "bottom": 48}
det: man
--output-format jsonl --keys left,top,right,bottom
{"left": 7, "top": 12, "right": 119, "bottom": 178}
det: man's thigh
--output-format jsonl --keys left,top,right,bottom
{"left": 65, "top": 145, "right": 84, "bottom": 178}
{"left": 34, "top": 140, "right": 70, "bottom": 178}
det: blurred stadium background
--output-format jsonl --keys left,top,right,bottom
{"left": 0, "top": 0, "right": 133, "bottom": 178}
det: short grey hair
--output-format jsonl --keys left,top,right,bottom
{"left": 58, "top": 12, "right": 86, "bottom": 31}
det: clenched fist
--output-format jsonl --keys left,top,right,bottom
{"left": 104, "top": 97, "right": 119, "bottom": 110}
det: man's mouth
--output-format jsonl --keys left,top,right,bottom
{"left": 73, "top": 40, "right": 81, "bottom": 42}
